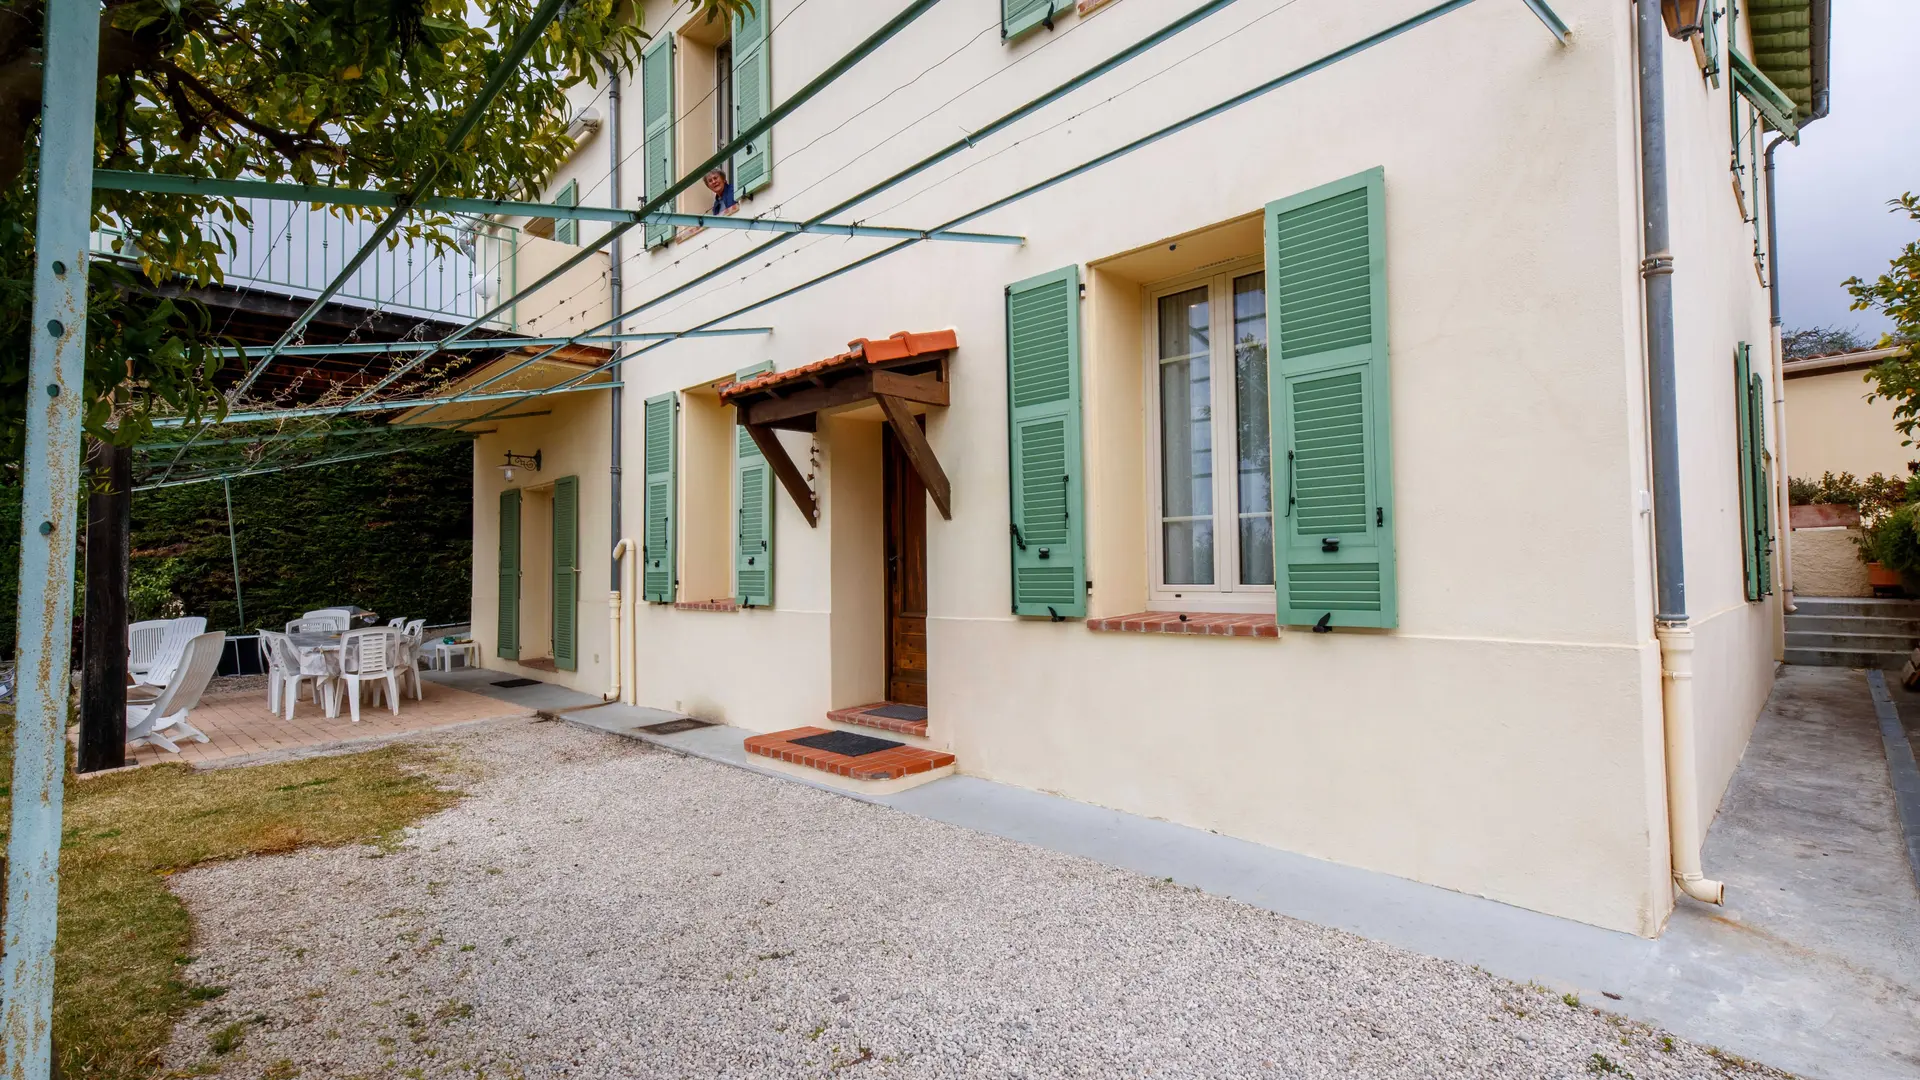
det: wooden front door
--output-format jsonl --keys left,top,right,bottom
{"left": 883, "top": 423, "right": 929, "bottom": 706}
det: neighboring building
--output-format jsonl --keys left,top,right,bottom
{"left": 417, "top": 0, "right": 1829, "bottom": 937}
{"left": 1783, "top": 347, "right": 1917, "bottom": 481}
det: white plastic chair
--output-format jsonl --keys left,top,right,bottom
{"left": 286, "top": 616, "right": 344, "bottom": 634}
{"left": 126, "top": 631, "right": 225, "bottom": 753}
{"left": 264, "top": 630, "right": 336, "bottom": 721}
{"left": 131, "top": 617, "right": 208, "bottom": 691}
{"left": 306, "top": 607, "right": 355, "bottom": 626}
{"left": 337, "top": 627, "right": 403, "bottom": 722}
{"left": 127, "top": 620, "right": 167, "bottom": 677}
{"left": 387, "top": 617, "right": 408, "bottom": 629}
{"left": 398, "top": 619, "right": 428, "bottom": 700}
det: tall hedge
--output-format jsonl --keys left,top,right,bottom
{"left": 0, "top": 442, "right": 473, "bottom": 656}
{"left": 130, "top": 443, "right": 474, "bottom": 635}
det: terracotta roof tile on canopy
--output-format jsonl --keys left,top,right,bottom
{"left": 721, "top": 329, "right": 956, "bottom": 530}
{"left": 719, "top": 330, "right": 956, "bottom": 401}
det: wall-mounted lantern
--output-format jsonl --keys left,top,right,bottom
{"left": 499, "top": 450, "right": 541, "bottom": 482}
{"left": 1660, "top": 0, "right": 1706, "bottom": 40}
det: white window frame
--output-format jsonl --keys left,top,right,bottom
{"left": 1142, "top": 256, "right": 1273, "bottom": 613}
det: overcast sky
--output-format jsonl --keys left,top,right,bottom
{"left": 1773, "top": 0, "right": 1920, "bottom": 340}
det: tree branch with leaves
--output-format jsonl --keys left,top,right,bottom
{"left": 1, "top": 0, "right": 746, "bottom": 464}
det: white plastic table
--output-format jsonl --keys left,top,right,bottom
{"left": 430, "top": 641, "right": 478, "bottom": 671}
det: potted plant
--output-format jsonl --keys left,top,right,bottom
{"left": 1859, "top": 502, "right": 1920, "bottom": 596}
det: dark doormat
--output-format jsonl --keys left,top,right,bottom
{"left": 792, "top": 730, "right": 904, "bottom": 757}
{"left": 864, "top": 703, "right": 928, "bottom": 722}
{"left": 641, "top": 718, "right": 714, "bottom": 735}
{"left": 491, "top": 678, "right": 542, "bottom": 688}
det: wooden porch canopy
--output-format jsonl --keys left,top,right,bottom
{"left": 718, "top": 330, "right": 956, "bottom": 527}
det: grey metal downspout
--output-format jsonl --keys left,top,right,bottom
{"left": 1637, "top": 0, "right": 1725, "bottom": 907}
{"left": 605, "top": 53, "right": 628, "bottom": 700}
{"left": 1638, "top": 0, "right": 1685, "bottom": 626}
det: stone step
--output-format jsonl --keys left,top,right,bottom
{"left": 1783, "top": 647, "right": 1911, "bottom": 670}
{"left": 1784, "top": 614, "right": 1920, "bottom": 636}
{"left": 1790, "top": 596, "right": 1920, "bottom": 619}
{"left": 1784, "top": 630, "right": 1920, "bottom": 653}
{"left": 744, "top": 726, "right": 954, "bottom": 795}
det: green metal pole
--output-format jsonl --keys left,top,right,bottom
{"left": 2, "top": 0, "right": 100, "bottom": 1073}
{"left": 410, "top": 0, "right": 1247, "bottom": 423}
{"left": 223, "top": 479, "right": 245, "bottom": 630}
{"left": 151, "top": 0, "right": 577, "bottom": 488}
{"left": 315, "top": 0, "right": 949, "bottom": 432}
{"left": 438, "top": 0, "right": 1491, "bottom": 429}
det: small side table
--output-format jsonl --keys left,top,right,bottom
{"left": 430, "top": 641, "right": 478, "bottom": 671}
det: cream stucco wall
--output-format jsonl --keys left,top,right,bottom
{"left": 472, "top": 390, "right": 616, "bottom": 691}
{"left": 460, "top": 0, "right": 1793, "bottom": 936}
{"left": 1785, "top": 369, "right": 1917, "bottom": 481}
{"left": 1790, "top": 527, "right": 1871, "bottom": 598}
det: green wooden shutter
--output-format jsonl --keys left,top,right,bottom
{"left": 642, "top": 34, "right": 676, "bottom": 250}
{"left": 1699, "top": 1, "right": 1722, "bottom": 86}
{"left": 643, "top": 393, "right": 678, "bottom": 603}
{"left": 1751, "top": 373, "right": 1774, "bottom": 596}
{"left": 552, "top": 475, "right": 579, "bottom": 669}
{"left": 1267, "top": 167, "right": 1397, "bottom": 629}
{"left": 735, "top": 363, "right": 775, "bottom": 607}
{"left": 1003, "top": 0, "right": 1068, "bottom": 41}
{"left": 1006, "top": 265, "right": 1086, "bottom": 618}
{"left": 732, "top": 0, "right": 773, "bottom": 196}
{"left": 497, "top": 489, "right": 521, "bottom": 660}
{"left": 1735, "top": 344, "right": 1761, "bottom": 601}
{"left": 554, "top": 179, "right": 579, "bottom": 245}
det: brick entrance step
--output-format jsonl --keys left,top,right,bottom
{"left": 744, "top": 726, "right": 954, "bottom": 795}
{"left": 826, "top": 702, "right": 929, "bottom": 738}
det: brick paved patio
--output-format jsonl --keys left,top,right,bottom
{"left": 103, "top": 675, "right": 531, "bottom": 768}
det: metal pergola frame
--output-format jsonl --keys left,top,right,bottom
{"left": 2, "top": 0, "right": 1571, "bottom": 1071}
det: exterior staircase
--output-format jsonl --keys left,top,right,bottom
{"left": 1783, "top": 597, "right": 1920, "bottom": 669}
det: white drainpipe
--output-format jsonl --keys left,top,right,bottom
{"left": 609, "top": 538, "right": 636, "bottom": 702}
{"left": 1657, "top": 624, "right": 1726, "bottom": 904}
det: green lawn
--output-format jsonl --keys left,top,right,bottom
{"left": 0, "top": 713, "right": 463, "bottom": 1078}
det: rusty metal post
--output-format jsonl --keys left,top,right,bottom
{"left": 78, "top": 440, "right": 130, "bottom": 774}
{"left": 2, "top": 0, "right": 100, "bottom": 1073}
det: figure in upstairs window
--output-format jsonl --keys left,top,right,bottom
{"left": 705, "top": 169, "right": 737, "bottom": 215}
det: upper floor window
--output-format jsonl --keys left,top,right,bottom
{"left": 1148, "top": 261, "right": 1273, "bottom": 607}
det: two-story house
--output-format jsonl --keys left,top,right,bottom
{"left": 413, "top": 0, "right": 1830, "bottom": 937}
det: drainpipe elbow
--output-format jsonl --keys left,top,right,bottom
{"left": 1675, "top": 871, "right": 1725, "bottom": 905}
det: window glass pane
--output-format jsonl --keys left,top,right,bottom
{"left": 1233, "top": 272, "right": 1274, "bottom": 586}
{"left": 1159, "top": 286, "right": 1213, "bottom": 585}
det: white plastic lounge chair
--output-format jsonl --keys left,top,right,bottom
{"left": 263, "top": 630, "right": 335, "bottom": 721}
{"left": 337, "top": 627, "right": 403, "bottom": 722}
{"left": 126, "top": 631, "right": 224, "bottom": 753}
{"left": 131, "top": 617, "right": 208, "bottom": 691}
{"left": 127, "top": 620, "right": 167, "bottom": 677}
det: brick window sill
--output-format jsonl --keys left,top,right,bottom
{"left": 1087, "top": 611, "right": 1278, "bottom": 638}
{"left": 674, "top": 599, "right": 738, "bottom": 613}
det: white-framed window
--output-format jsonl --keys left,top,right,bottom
{"left": 1144, "top": 258, "right": 1273, "bottom": 611}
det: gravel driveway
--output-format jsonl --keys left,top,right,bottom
{"left": 164, "top": 719, "right": 1789, "bottom": 1079}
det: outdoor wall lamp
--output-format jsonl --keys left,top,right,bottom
{"left": 499, "top": 450, "right": 541, "bottom": 481}
{"left": 1660, "top": 0, "right": 1706, "bottom": 40}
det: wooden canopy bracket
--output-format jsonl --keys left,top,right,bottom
{"left": 744, "top": 423, "right": 819, "bottom": 527}
{"left": 875, "top": 393, "right": 952, "bottom": 520}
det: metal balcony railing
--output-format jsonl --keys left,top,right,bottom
{"left": 92, "top": 198, "right": 519, "bottom": 331}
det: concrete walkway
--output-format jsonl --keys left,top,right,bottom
{"left": 550, "top": 665, "right": 1920, "bottom": 1079}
